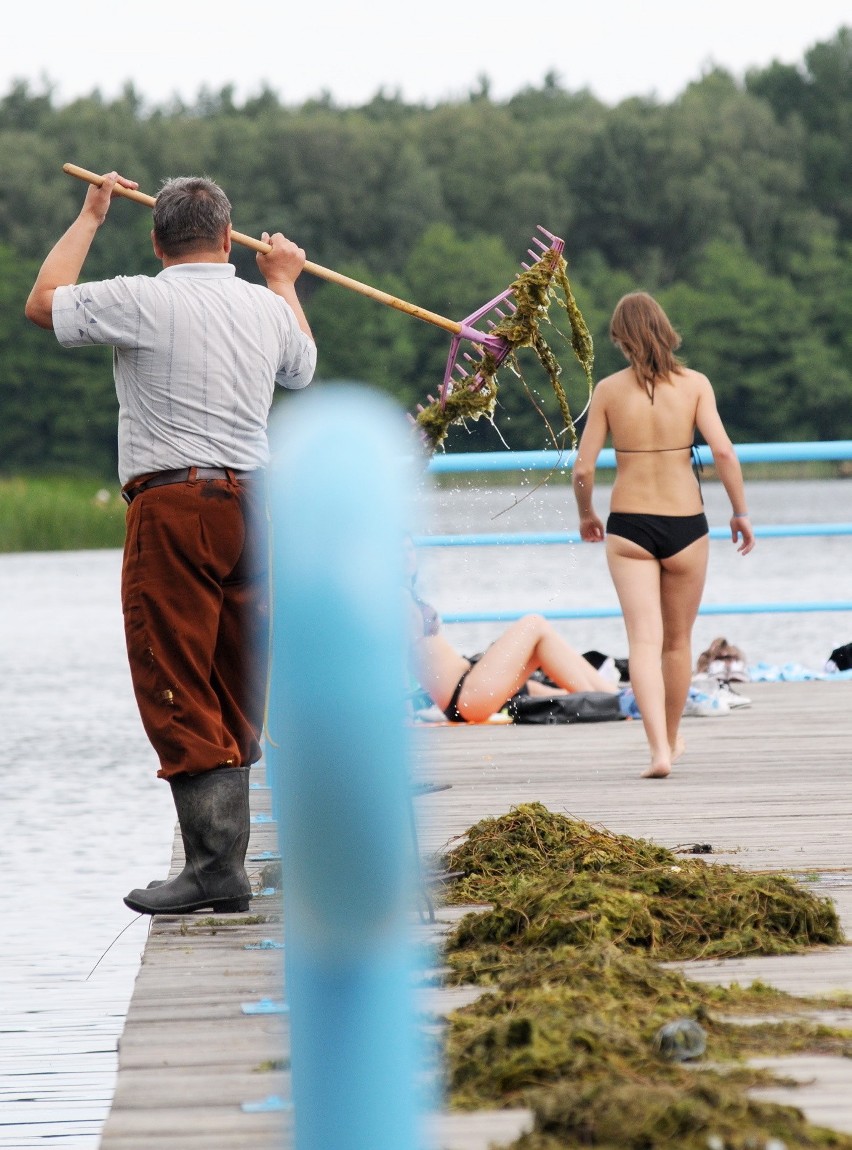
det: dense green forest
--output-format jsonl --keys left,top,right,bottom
{"left": 1, "top": 29, "right": 849, "bottom": 475}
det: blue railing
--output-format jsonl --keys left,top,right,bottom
{"left": 438, "top": 602, "right": 852, "bottom": 624}
{"left": 417, "top": 525, "right": 852, "bottom": 547}
{"left": 426, "top": 440, "right": 852, "bottom": 474}
{"left": 420, "top": 441, "right": 852, "bottom": 623}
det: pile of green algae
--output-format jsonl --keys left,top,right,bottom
{"left": 432, "top": 803, "right": 852, "bottom": 1150}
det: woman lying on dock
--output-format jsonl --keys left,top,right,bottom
{"left": 407, "top": 544, "right": 620, "bottom": 723}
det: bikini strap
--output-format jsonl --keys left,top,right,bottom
{"left": 409, "top": 584, "right": 441, "bottom": 637}
{"left": 613, "top": 445, "right": 693, "bottom": 453}
{"left": 691, "top": 444, "right": 705, "bottom": 505}
{"left": 612, "top": 444, "right": 704, "bottom": 504}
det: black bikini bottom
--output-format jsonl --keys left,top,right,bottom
{"left": 606, "top": 511, "right": 709, "bottom": 560}
{"left": 443, "top": 664, "right": 473, "bottom": 723}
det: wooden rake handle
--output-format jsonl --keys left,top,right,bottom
{"left": 62, "top": 163, "right": 461, "bottom": 335}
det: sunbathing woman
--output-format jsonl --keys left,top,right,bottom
{"left": 407, "top": 547, "right": 620, "bottom": 723}
{"left": 572, "top": 292, "right": 754, "bottom": 778}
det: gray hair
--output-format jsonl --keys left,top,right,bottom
{"left": 152, "top": 176, "right": 231, "bottom": 255}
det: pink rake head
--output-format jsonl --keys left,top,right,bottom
{"left": 439, "top": 225, "right": 565, "bottom": 408}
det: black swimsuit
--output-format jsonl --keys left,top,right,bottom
{"left": 607, "top": 445, "right": 709, "bottom": 559}
{"left": 444, "top": 664, "right": 473, "bottom": 723}
{"left": 411, "top": 585, "right": 474, "bottom": 723}
{"left": 606, "top": 511, "right": 709, "bottom": 559}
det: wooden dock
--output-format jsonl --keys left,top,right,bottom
{"left": 99, "top": 680, "right": 852, "bottom": 1148}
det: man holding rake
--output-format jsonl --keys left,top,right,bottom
{"left": 26, "top": 170, "right": 316, "bottom": 915}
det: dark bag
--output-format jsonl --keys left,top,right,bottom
{"left": 505, "top": 691, "right": 625, "bottom": 725}
{"left": 828, "top": 641, "right": 852, "bottom": 671}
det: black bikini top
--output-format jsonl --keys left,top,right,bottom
{"left": 613, "top": 445, "right": 692, "bottom": 453}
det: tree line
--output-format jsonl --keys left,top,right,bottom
{"left": 0, "top": 28, "right": 849, "bottom": 475}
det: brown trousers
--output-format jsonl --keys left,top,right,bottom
{"left": 121, "top": 474, "right": 269, "bottom": 780}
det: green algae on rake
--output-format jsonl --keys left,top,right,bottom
{"left": 415, "top": 251, "right": 595, "bottom": 454}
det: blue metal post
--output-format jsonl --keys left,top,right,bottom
{"left": 267, "top": 386, "right": 422, "bottom": 1150}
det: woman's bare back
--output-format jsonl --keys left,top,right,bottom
{"left": 599, "top": 366, "right": 706, "bottom": 515}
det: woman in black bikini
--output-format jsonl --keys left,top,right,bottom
{"left": 406, "top": 541, "right": 620, "bottom": 723}
{"left": 572, "top": 292, "right": 755, "bottom": 778}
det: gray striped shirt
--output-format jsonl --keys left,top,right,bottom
{"left": 53, "top": 263, "right": 316, "bottom": 484}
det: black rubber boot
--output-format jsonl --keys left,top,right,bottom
{"left": 124, "top": 766, "right": 252, "bottom": 915}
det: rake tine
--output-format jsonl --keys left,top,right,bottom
{"left": 435, "top": 222, "right": 566, "bottom": 409}
{"left": 536, "top": 224, "right": 565, "bottom": 256}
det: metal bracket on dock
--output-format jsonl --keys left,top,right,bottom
{"left": 241, "top": 998, "right": 289, "bottom": 1015}
{"left": 241, "top": 1095, "right": 293, "bottom": 1113}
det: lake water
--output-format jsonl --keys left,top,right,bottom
{"left": 1, "top": 476, "right": 850, "bottom": 1145}
{"left": 0, "top": 551, "right": 174, "bottom": 1147}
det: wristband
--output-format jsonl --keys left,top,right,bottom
{"left": 732, "top": 513, "right": 749, "bottom": 519}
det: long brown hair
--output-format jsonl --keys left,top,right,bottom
{"left": 609, "top": 292, "right": 684, "bottom": 402}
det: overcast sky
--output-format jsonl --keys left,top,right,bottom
{"left": 3, "top": 1, "right": 847, "bottom": 110}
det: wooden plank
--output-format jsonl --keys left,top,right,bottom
{"left": 102, "top": 1107, "right": 287, "bottom": 1139}
{"left": 667, "top": 947, "right": 852, "bottom": 995}
{"left": 748, "top": 1056, "right": 852, "bottom": 1135}
{"left": 108, "top": 1069, "right": 290, "bottom": 1110}
{"left": 114, "top": 1020, "right": 289, "bottom": 1071}
{"left": 425, "top": 1110, "right": 535, "bottom": 1150}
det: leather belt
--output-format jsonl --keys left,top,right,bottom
{"left": 122, "top": 467, "right": 260, "bottom": 505}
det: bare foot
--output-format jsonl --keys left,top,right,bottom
{"left": 671, "top": 736, "right": 686, "bottom": 763}
{"left": 642, "top": 761, "right": 671, "bottom": 779}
